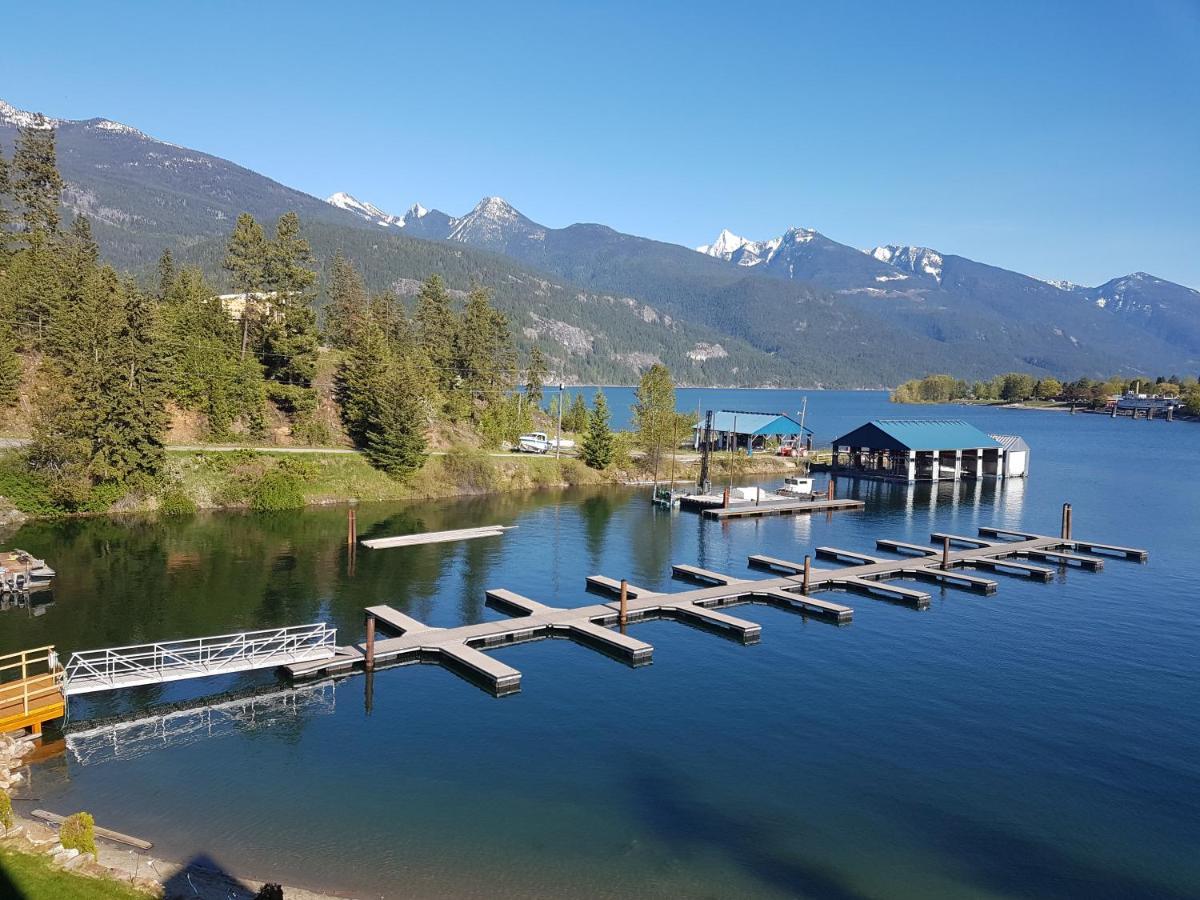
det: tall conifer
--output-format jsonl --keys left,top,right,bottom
{"left": 12, "top": 117, "right": 63, "bottom": 238}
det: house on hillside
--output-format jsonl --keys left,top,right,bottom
{"left": 692, "top": 410, "right": 811, "bottom": 454}
{"left": 830, "top": 419, "right": 1030, "bottom": 482}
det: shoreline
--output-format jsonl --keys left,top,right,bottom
{"left": 1, "top": 733, "right": 354, "bottom": 899}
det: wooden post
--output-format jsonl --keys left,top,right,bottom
{"left": 802, "top": 555, "right": 812, "bottom": 594}
{"left": 722, "top": 487, "right": 730, "bottom": 509}
{"left": 1061, "top": 502, "right": 1070, "bottom": 539}
{"left": 1065, "top": 504, "right": 1073, "bottom": 541}
{"left": 619, "top": 579, "right": 628, "bottom": 628}
{"left": 347, "top": 506, "right": 357, "bottom": 547}
{"left": 365, "top": 613, "right": 376, "bottom": 671}
{"left": 942, "top": 535, "right": 950, "bottom": 570}
{"left": 827, "top": 480, "right": 835, "bottom": 501}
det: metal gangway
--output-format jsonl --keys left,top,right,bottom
{"left": 62, "top": 623, "right": 337, "bottom": 697}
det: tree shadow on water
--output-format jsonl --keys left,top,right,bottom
{"left": 885, "top": 797, "right": 1195, "bottom": 900}
{"left": 628, "top": 771, "right": 873, "bottom": 900}
{"left": 161, "top": 853, "right": 275, "bottom": 899}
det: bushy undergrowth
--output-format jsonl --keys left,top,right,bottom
{"left": 442, "top": 447, "right": 498, "bottom": 493}
{"left": 59, "top": 811, "right": 96, "bottom": 856}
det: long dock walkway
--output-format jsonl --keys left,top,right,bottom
{"left": 284, "top": 523, "right": 1147, "bottom": 695}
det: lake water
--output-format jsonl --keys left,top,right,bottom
{"left": 3, "top": 390, "right": 1198, "bottom": 899}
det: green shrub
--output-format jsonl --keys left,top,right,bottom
{"left": 158, "top": 484, "right": 197, "bottom": 516}
{"left": 0, "top": 452, "right": 59, "bottom": 516}
{"left": 250, "top": 470, "right": 305, "bottom": 511}
{"left": 59, "top": 811, "right": 96, "bottom": 856}
{"left": 0, "top": 789, "right": 13, "bottom": 832}
{"left": 442, "top": 447, "right": 497, "bottom": 493}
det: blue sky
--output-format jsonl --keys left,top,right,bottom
{"left": 3, "top": 1, "right": 1198, "bottom": 287}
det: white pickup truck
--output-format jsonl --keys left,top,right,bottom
{"left": 516, "top": 432, "right": 576, "bottom": 454}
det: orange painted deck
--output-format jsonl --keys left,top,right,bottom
{"left": 0, "top": 646, "right": 65, "bottom": 735}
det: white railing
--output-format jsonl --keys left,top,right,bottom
{"left": 63, "top": 623, "right": 336, "bottom": 696}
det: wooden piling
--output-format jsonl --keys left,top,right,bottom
{"left": 619, "top": 579, "right": 629, "bottom": 627}
{"left": 802, "top": 555, "right": 812, "bottom": 594}
{"left": 1061, "top": 502, "right": 1071, "bottom": 539}
{"left": 347, "top": 506, "right": 357, "bottom": 547}
{"left": 942, "top": 535, "right": 950, "bottom": 570}
{"left": 722, "top": 487, "right": 730, "bottom": 509}
{"left": 365, "top": 613, "right": 376, "bottom": 670}
{"left": 827, "top": 480, "right": 835, "bottom": 501}
{"left": 1065, "top": 504, "right": 1073, "bottom": 541}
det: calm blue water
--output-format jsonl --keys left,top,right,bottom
{"left": 4, "top": 391, "right": 1198, "bottom": 899}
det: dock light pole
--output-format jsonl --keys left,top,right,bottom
{"left": 555, "top": 383, "right": 565, "bottom": 459}
{"left": 619, "top": 579, "right": 629, "bottom": 629}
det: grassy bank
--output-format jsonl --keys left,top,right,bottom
{"left": 0, "top": 844, "right": 152, "bottom": 900}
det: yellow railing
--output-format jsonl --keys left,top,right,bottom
{"left": 0, "top": 646, "right": 64, "bottom": 729}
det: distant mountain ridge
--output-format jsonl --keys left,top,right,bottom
{"left": 3, "top": 96, "right": 1195, "bottom": 386}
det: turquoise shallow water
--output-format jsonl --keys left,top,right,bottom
{"left": 2, "top": 392, "right": 1198, "bottom": 899}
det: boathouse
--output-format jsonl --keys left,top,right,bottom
{"left": 831, "top": 419, "right": 1029, "bottom": 482}
{"left": 693, "top": 410, "right": 809, "bottom": 453}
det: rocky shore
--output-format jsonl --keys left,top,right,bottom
{"left": 1, "top": 733, "right": 353, "bottom": 899}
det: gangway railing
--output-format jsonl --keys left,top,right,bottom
{"left": 63, "top": 623, "right": 337, "bottom": 697}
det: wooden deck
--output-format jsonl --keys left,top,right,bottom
{"left": 283, "top": 523, "right": 1147, "bottom": 696}
{"left": 0, "top": 647, "right": 64, "bottom": 735}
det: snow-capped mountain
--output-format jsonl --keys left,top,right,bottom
{"left": 870, "top": 245, "right": 944, "bottom": 283}
{"left": 444, "top": 196, "right": 547, "bottom": 251}
{"left": 326, "top": 192, "right": 406, "bottom": 228}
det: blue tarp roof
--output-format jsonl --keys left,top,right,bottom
{"left": 833, "top": 419, "right": 1003, "bottom": 451}
{"left": 693, "top": 410, "right": 810, "bottom": 436}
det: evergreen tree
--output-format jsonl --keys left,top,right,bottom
{"left": 363, "top": 363, "right": 428, "bottom": 479}
{"left": 0, "top": 149, "right": 11, "bottom": 261}
{"left": 337, "top": 311, "right": 393, "bottom": 448}
{"left": 324, "top": 250, "right": 368, "bottom": 349}
{"left": 0, "top": 325, "right": 23, "bottom": 406}
{"left": 414, "top": 275, "right": 457, "bottom": 393}
{"left": 566, "top": 391, "right": 588, "bottom": 432}
{"left": 525, "top": 345, "right": 548, "bottom": 406}
{"left": 581, "top": 389, "right": 614, "bottom": 470}
{"left": 223, "top": 213, "right": 268, "bottom": 359}
{"left": 156, "top": 248, "right": 176, "bottom": 299}
{"left": 455, "top": 286, "right": 516, "bottom": 401}
{"left": 12, "top": 117, "right": 63, "bottom": 238}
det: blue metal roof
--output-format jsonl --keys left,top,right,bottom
{"left": 693, "top": 410, "right": 809, "bottom": 436}
{"left": 833, "top": 419, "right": 1002, "bottom": 451}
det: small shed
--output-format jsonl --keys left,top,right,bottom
{"left": 693, "top": 410, "right": 809, "bottom": 453}
{"left": 990, "top": 434, "right": 1031, "bottom": 477}
{"left": 831, "top": 419, "right": 1027, "bottom": 482}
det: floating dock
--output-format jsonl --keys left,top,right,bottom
{"left": 702, "top": 497, "right": 864, "bottom": 520}
{"left": 282, "top": 521, "right": 1148, "bottom": 696}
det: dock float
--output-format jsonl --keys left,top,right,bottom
{"left": 32, "top": 810, "right": 153, "bottom": 851}
{"left": 280, "top": 516, "right": 1146, "bottom": 698}
{"left": 361, "top": 525, "right": 516, "bottom": 550}
{"left": 701, "top": 498, "right": 864, "bottom": 520}
{"left": 977, "top": 527, "right": 1148, "bottom": 560}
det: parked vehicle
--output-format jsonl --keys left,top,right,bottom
{"left": 516, "top": 432, "right": 576, "bottom": 454}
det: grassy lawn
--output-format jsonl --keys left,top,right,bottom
{"left": 0, "top": 846, "right": 152, "bottom": 899}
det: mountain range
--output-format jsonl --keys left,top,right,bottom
{"left": 3, "top": 97, "right": 1197, "bottom": 387}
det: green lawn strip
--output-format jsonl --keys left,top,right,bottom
{"left": 0, "top": 845, "right": 151, "bottom": 900}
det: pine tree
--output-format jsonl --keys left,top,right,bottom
{"left": 337, "top": 313, "right": 393, "bottom": 447}
{"left": 455, "top": 286, "right": 516, "bottom": 401}
{"left": 581, "top": 389, "right": 614, "bottom": 470}
{"left": 525, "top": 345, "right": 548, "bottom": 406}
{"left": 0, "top": 149, "right": 11, "bottom": 261}
{"left": 223, "top": 213, "right": 268, "bottom": 359}
{"left": 0, "top": 325, "right": 23, "bottom": 406}
{"left": 12, "top": 117, "right": 63, "bottom": 238}
{"left": 414, "top": 275, "right": 457, "bottom": 393}
{"left": 262, "top": 212, "right": 319, "bottom": 416}
{"left": 156, "top": 248, "right": 176, "bottom": 299}
{"left": 566, "top": 392, "right": 588, "bottom": 432}
{"left": 364, "top": 363, "right": 428, "bottom": 479}
{"left": 324, "top": 250, "right": 368, "bottom": 349}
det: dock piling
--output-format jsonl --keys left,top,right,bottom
{"left": 802, "top": 555, "right": 812, "bottom": 594}
{"left": 365, "top": 613, "right": 375, "bottom": 671}
{"left": 942, "top": 535, "right": 950, "bottom": 570}
{"left": 619, "top": 579, "right": 629, "bottom": 627}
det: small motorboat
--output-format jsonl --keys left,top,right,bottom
{"left": 0, "top": 549, "right": 56, "bottom": 593}
{"left": 777, "top": 476, "right": 815, "bottom": 498}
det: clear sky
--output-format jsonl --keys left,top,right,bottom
{"left": 3, "top": 0, "right": 1198, "bottom": 287}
